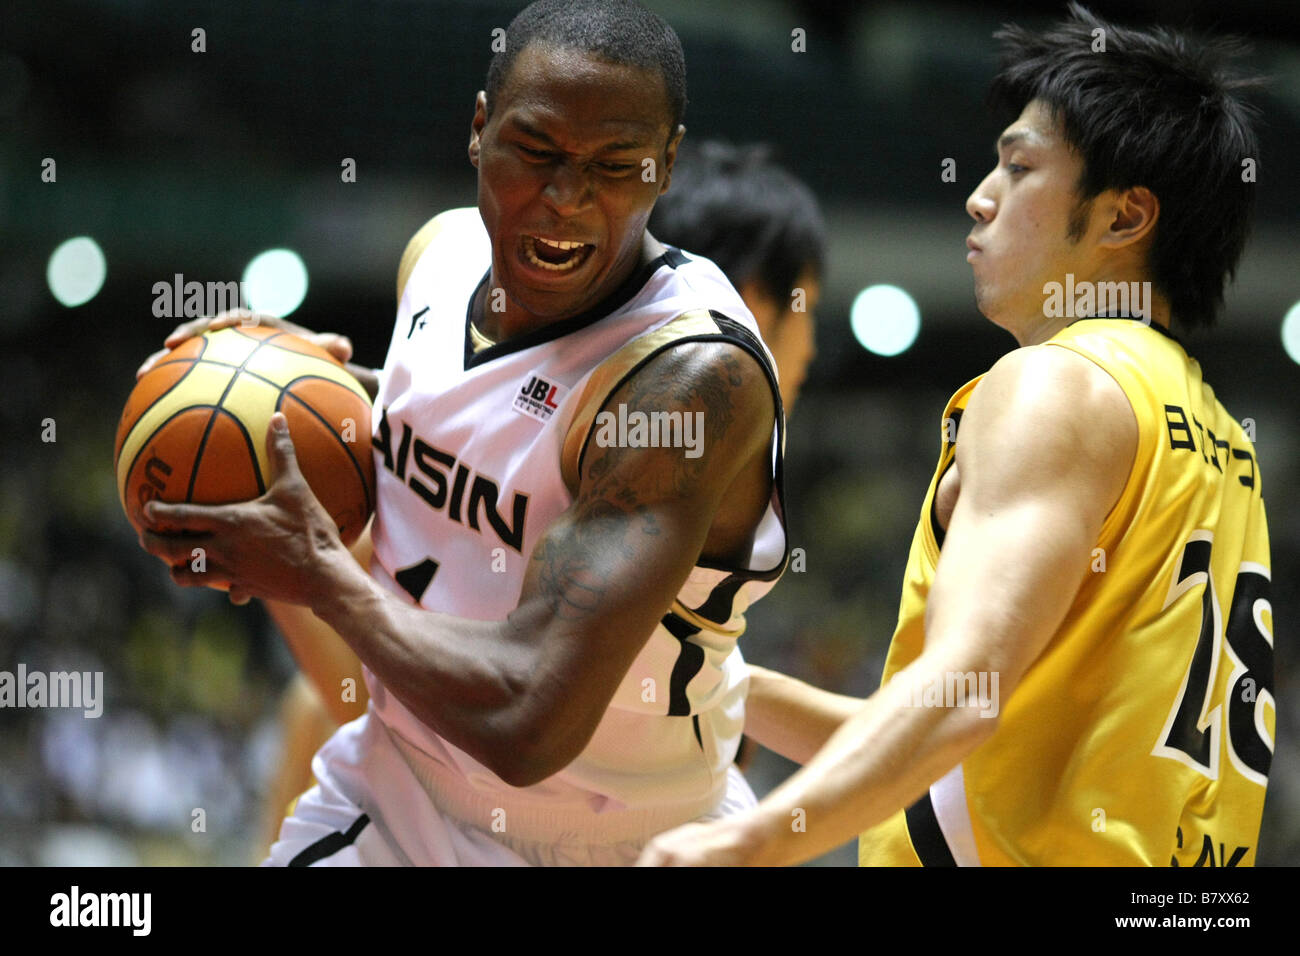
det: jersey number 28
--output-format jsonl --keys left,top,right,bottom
{"left": 1153, "top": 531, "right": 1274, "bottom": 786}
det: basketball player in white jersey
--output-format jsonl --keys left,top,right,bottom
{"left": 215, "top": 138, "right": 828, "bottom": 857}
{"left": 138, "top": 0, "right": 790, "bottom": 865}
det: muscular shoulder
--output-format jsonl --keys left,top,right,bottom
{"left": 579, "top": 339, "right": 776, "bottom": 507}
{"left": 958, "top": 344, "right": 1137, "bottom": 509}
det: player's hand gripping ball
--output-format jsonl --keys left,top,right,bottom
{"left": 115, "top": 325, "right": 376, "bottom": 547}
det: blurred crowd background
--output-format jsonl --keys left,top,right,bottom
{"left": 2, "top": 0, "right": 1297, "bottom": 866}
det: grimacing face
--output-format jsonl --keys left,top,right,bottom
{"left": 469, "top": 42, "right": 683, "bottom": 328}
{"left": 964, "top": 99, "right": 1108, "bottom": 340}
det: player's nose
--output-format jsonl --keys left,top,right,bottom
{"left": 966, "top": 177, "right": 996, "bottom": 223}
{"left": 542, "top": 163, "right": 592, "bottom": 217}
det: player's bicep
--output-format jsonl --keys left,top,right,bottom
{"left": 922, "top": 347, "right": 1136, "bottom": 689}
{"left": 927, "top": 485, "right": 1096, "bottom": 688}
{"left": 506, "top": 343, "right": 775, "bottom": 738}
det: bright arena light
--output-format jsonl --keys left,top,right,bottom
{"left": 1282, "top": 302, "right": 1300, "bottom": 366}
{"left": 850, "top": 284, "right": 921, "bottom": 357}
{"left": 46, "top": 236, "right": 107, "bottom": 307}
{"left": 242, "top": 248, "right": 309, "bottom": 317}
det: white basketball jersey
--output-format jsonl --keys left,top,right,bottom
{"left": 364, "top": 208, "right": 788, "bottom": 828}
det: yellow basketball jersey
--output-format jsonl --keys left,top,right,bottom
{"left": 859, "top": 318, "right": 1274, "bottom": 866}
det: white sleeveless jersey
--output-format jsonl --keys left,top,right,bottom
{"left": 364, "top": 208, "right": 788, "bottom": 826}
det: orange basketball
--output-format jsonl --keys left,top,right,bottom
{"left": 115, "top": 325, "right": 375, "bottom": 547}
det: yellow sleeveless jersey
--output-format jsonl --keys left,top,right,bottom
{"left": 859, "top": 318, "right": 1274, "bottom": 866}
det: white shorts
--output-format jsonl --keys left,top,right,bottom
{"left": 263, "top": 710, "right": 757, "bottom": 866}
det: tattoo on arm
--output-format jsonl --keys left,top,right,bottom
{"left": 532, "top": 503, "right": 628, "bottom": 621}
{"left": 527, "top": 344, "right": 749, "bottom": 624}
{"left": 585, "top": 346, "right": 742, "bottom": 497}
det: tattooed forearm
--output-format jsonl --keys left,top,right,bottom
{"left": 532, "top": 531, "right": 606, "bottom": 621}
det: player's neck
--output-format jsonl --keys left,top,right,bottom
{"left": 475, "top": 234, "right": 665, "bottom": 344}
{"left": 1005, "top": 287, "right": 1172, "bottom": 347}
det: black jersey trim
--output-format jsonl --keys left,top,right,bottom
{"left": 929, "top": 459, "right": 956, "bottom": 551}
{"left": 705, "top": 313, "right": 789, "bottom": 576}
{"left": 928, "top": 406, "right": 963, "bottom": 552}
{"left": 662, "top": 611, "right": 705, "bottom": 718}
{"left": 573, "top": 313, "right": 789, "bottom": 583}
{"left": 904, "top": 793, "right": 957, "bottom": 867}
{"left": 688, "top": 574, "right": 747, "bottom": 627}
{"left": 1068, "top": 315, "right": 1184, "bottom": 348}
{"left": 287, "top": 813, "right": 372, "bottom": 867}
{"left": 661, "top": 246, "right": 688, "bottom": 268}
{"left": 462, "top": 249, "right": 680, "bottom": 370}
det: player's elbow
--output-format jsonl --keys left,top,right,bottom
{"left": 947, "top": 693, "right": 1001, "bottom": 755}
{"left": 484, "top": 730, "right": 584, "bottom": 789}
{"left": 477, "top": 697, "right": 593, "bottom": 788}
{"left": 491, "top": 751, "right": 562, "bottom": 789}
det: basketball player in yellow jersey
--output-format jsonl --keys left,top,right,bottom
{"left": 640, "top": 4, "right": 1274, "bottom": 867}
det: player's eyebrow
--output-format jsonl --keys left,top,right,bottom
{"left": 996, "top": 130, "right": 1036, "bottom": 155}
{"left": 509, "top": 118, "right": 650, "bottom": 153}
{"left": 505, "top": 119, "right": 552, "bottom": 145}
{"left": 596, "top": 139, "right": 648, "bottom": 153}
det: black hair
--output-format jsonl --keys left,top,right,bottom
{"left": 485, "top": 0, "right": 687, "bottom": 136}
{"left": 649, "top": 141, "right": 826, "bottom": 306}
{"left": 990, "top": 2, "right": 1262, "bottom": 330}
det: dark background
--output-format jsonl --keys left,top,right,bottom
{"left": 1, "top": 0, "right": 1295, "bottom": 866}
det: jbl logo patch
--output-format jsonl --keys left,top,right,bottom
{"left": 513, "top": 373, "right": 567, "bottom": 423}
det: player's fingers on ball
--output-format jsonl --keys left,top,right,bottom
{"left": 163, "top": 311, "right": 255, "bottom": 349}
{"left": 209, "top": 309, "right": 268, "bottom": 331}
{"left": 228, "top": 587, "right": 252, "bottom": 606}
{"left": 136, "top": 347, "right": 171, "bottom": 379}
{"left": 265, "top": 413, "right": 305, "bottom": 478}
{"left": 142, "top": 499, "right": 230, "bottom": 533}
{"left": 168, "top": 547, "right": 237, "bottom": 587}
{"left": 139, "top": 529, "right": 201, "bottom": 564}
{"left": 140, "top": 499, "right": 185, "bottom": 530}
{"left": 163, "top": 316, "right": 217, "bottom": 348}
{"left": 168, "top": 561, "right": 213, "bottom": 589}
{"left": 313, "top": 333, "right": 353, "bottom": 363}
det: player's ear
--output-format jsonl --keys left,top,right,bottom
{"left": 659, "top": 125, "right": 685, "bottom": 195}
{"left": 738, "top": 278, "right": 781, "bottom": 341}
{"left": 469, "top": 91, "right": 488, "bottom": 168}
{"left": 1100, "top": 185, "right": 1159, "bottom": 249}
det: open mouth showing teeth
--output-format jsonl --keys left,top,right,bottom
{"left": 523, "top": 235, "right": 593, "bottom": 272}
